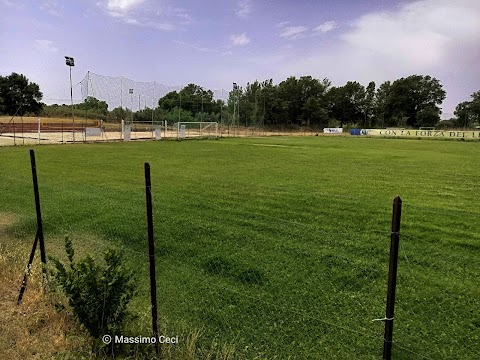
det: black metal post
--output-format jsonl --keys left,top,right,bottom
{"left": 17, "top": 232, "right": 39, "bottom": 304}
{"left": 21, "top": 116, "right": 24, "bottom": 145}
{"left": 70, "top": 66, "right": 75, "bottom": 143}
{"left": 145, "top": 163, "right": 159, "bottom": 354}
{"left": 383, "top": 196, "right": 402, "bottom": 360}
{"left": 30, "top": 150, "right": 47, "bottom": 288}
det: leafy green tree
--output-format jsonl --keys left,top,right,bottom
{"left": 302, "top": 97, "right": 329, "bottom": 127}
{"left": 374, "top": 81, "right": 391, "bottom": 128}
{"left": 133, "top": 107, "right": 153, "bottom": 122}
{"left": 454, "top": 101, "right": 473, "bottom": 128}
{"left": 470, "top": 91, "right": 480, "bottom": 122}
{"left": 242, "top": 81, "right": 262, "bottom": 126}
{"left": 387, "top": 75, "right": 445, "bottom": 127}
{"left": 237, "top": 76, "right": 330, "bottom": 127}
{"left": 327, "top": 81, "right": 365, "bottom": 126}
{"left": 416, "top": 106, "right": 442, "bottom": 127}
{"left": 362, "top": 81, "right": 376, "bottom": 127}
{"left": 163, "top": 107, "right": 194, "bottom": 123}
{"left": 179, "top": 83, "right": 214, "bottom": 116}
{"left": 159, "top": 84, "right": 217, "bottom": 121}
{"left": 454, "top": 90, "right": 480, "bottom": 128}
{"left": 0, "top": 72, "right": 43, "bottom": 115}
{"left": 227, "top": 83, "right": 244, "bottom": 125}
{"left": 158, "top": 90, "right": 180, "bottom": 112}
{"left": 110, "top": 106, "right": 128, "bottom": 121}
{"left": 76, "top": 96, "right": 108, "bottom": 115}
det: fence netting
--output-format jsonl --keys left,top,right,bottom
{"left": 1, "top": 150, "right": 478, "bottom": 359}
{"left": 391, "top": 203, "right": 480, "bottom": 359}
{"left": 1, "top": 114, "right": 327, "bottom": 146}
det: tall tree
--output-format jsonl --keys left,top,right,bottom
{"left": 470, "top": 91, "right": 480, "bottom": 125}
{"left": 77, "top": 96, "right": 108, "bottom": 115}
{"left": 179, "top": 83, "right": 214, "bottom": 116}
{"left": 327, "top": 81, "right": 365, "bottom": 126}
{"left": 158, "top": 91, "right": 179, "bottom": 112}
{"left": 362, "top": 81, "right": 376, "bottom": 127}
{"left": 454, "top": 90, "right": 480, "bottom": 128}
{"left": 374, "top": 81, "right": 391, "bottom": 127}
{"left": 388, "top": 75, "right": 445, "bottom": 127}
{"left": 0, "top": 72, "right": 43, "bottom": 115}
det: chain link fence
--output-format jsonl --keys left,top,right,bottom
{"left": 1, "top": 146, "right": 478, "bottom": 359}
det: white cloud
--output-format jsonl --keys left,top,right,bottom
{"left": 0, "top": 0, "right": 22, "bottom": 8}
{"left": 34, "top": 39, "right": 58, "bottom": 53}
{"left": 99, "top": 0, "right": 178, "bottom": 31}
{"left": 275, "top": 21, "right": 290, "bottom": 28}
{"left": 40, "top": 0, "right": 62, "bottom": 17}
{"left": 130, "top": 19, "right": 174, "bottom": 31}
{"left": 276, "top": 0, "right": 480, "bottom": 113}
{"left": 279, "top": 26, "right": 308, "bottom": 40}
{"left": 341, "top": 0, "right": 480, "bottom": 69}
{"left": 230, "top": 33, "right": 251, "bottom": 46}
{"left": 313, "top": 20, "right": 336, "bottom": 34}
{"left": 105, "top": 0, "right": 145, "bottom": 13}
{"left": 235, "top": 0, "right": 252, "bottom": 18}
{"left": 173, "top": 8, "right": 192, "bottom": 25}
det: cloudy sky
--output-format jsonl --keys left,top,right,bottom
{"left": 1, "top": 0, "right": 479, "bottom": 116}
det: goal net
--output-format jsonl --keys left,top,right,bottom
{"left": 123, "top": 120, "right": 166, "bottom": 141}
{"left": 175, "top": 122, "right": 219, "bottom": 139}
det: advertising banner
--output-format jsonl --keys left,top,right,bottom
{"left": 323, "top": 128, "right": 343, "bottom": 134}
{"left": 351, "top": 129, "right": 480, "bottom": 139}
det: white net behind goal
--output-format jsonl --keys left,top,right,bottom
{"left": 175, "top": 122, "right": 219, "bottom": 139}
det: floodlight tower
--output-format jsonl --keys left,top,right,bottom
{"left": 233, "top": 83, "right": 241, "bottom": 129}
{"left": 65, "top": 56, "right": 75, "bottom": 143}
{"left": 233, "top": 83, "right": 237, "bottom": 128}
{"left": 221, "top": 88, "right": 224, "bottom": 126}
{"left": 178, "top": 85, "right": 183, "bottom": 122}
{"left": 129, "top": 88, "right": 134, "bottom": 123}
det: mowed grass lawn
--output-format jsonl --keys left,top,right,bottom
{"left": 1, "top": 136, "right": 479, "bottom": 359}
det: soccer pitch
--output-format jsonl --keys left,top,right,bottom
{"left": 1, "top": 136, "right": 479, "bottom": 359}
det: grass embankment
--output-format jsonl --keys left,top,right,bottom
{"left": 0, "top": 137, "right": 479, "bottom": 359}
{"left": 0, "top": 227, "right": 91, "bottom": 359}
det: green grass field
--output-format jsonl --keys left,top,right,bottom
{"left": 1, "top": 136, "right": 479, "bottom": 359}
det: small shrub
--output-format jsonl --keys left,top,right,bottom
{"left": 49, "top": 237, "right": 136, "bottom": 341}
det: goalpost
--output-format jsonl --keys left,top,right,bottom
{"left": 123, "top": 120, "right": 166, "bottom": 141}
{"left": 175, "top": 122, "right": 219, "bottom": 139}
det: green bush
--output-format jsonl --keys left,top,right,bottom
{"left": 50, "top": 237, "right": 136, "bottom": 340}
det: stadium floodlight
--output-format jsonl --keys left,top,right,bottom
{"left": 232, "top": 83, "right": 237, "bottom": 127}
{"left": 65, "top": 56, "right": 75, "bottom": 143}
{"left": 65, "top": 56, "right": 74, "bottom": 66}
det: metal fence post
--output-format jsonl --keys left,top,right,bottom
{"left": 13, "top": 117, "right": 16, "bottom": 145}
{"left": 30, "top": 149, "right": 47, "bottom": 288}
{"left": 383, "top": 196, "right": 402, "bottom": 360}
{"left": 145, "top": 163, "right": 159, "bottom": 354}
{"left": 17, "top": 232, "right": 39, "bottom": 304}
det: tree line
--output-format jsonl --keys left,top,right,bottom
{"left": 1, "top": 72, "right": 479, "bottom": 129}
